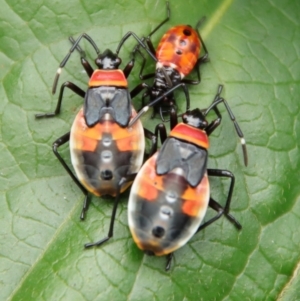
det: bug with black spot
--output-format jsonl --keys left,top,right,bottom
{"left": 115, "top": 1, "right": 209, "bottom": 120}
{"left": 36, "top": 33, "right": 154, "bottom": 246}
{"left": 127, "top": 85, "right": 248, "bottom": 270}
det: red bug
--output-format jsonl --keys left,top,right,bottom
{"left": 36, "top": 33, "right": 151, "bottom": 247}
{"left": 116, "top": 2, "right": 209, "bottom": 120}
{"left": 128, "top": 85, "right": 248, "bottom": 270}
{"left": 155, "top": 24, "right": 202, "bottom": 78}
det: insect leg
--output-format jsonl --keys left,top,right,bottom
{"left": 35, "top": 82, "right": 85, "bottom": 118}
{"left": 84, "top": 174, "right": 137, "bottom": 248}
{"left": 203, "top": 168, "right": 242, "bottom": 230}
{"left": 52, "top": 132, "right": 89, "bottom": 220}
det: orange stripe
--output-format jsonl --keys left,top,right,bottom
{"left": 89, "top": 69, "right": 128, "bottom": 87}
{"left": 71, "top": 110, "right": 102, "bottom": 151}
{"left": 170, "top": 123, "right": 209, "bottom": 149}
{"left": 71, "top": 108, "right": 143, "bottom": 152}
{"left": 181, "top": 174, "right": 209, "bottom": 216}
{"left": 136, "top": 155, "right": 163, "bottom": 201}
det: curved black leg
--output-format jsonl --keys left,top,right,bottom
{"left": 80, "top": 57, "right": 94, "bottom": 78}
{"left": 208, "top": 168, "right": 235, "bottom": 214}
{"left": 204, "top": 85, "right": 248, "bottom": 166}
{"left": 69, "top": 36, "right": 95, "bottom": 78}
{"left": 197, "top": 197, "right": 242, "bottom": 232}
{"left": 69, "top": 36, "right": 87, "bottom": 58}
{"left": 152, "top": 123, "right": 168, "bottom": 154}
{"left": 84, "top": 174, "right": 137, "bottom": 248}
{"left": 125, "top": 1, "right": 170, "bottom": 64}
{"left": 165, "top": 253, "right": 174, "bottom": 271}
{"left": 123, "top": 59, "right": 135, "bottom": 78}
{"left": 148, "top": 2, "right": 170, "bottom": 37}
{"left": 202, "top": 168, "right": 242, "bottom": 230}
{"left": 143, "top": 128, "right": 156, "bottom": 159}
{"left": 52, "top": 132, "right": 89, "bottom": 220}
{"left": 195, "top": 17, "right": 209, "bottom": 64}
{"left": 130, "top": 82, "right": 150, "bottom": 99}
{"left": 174, "top": 16, "right": 209, "bottom": 86}
{"left": 129, "top": 82, "right": 190, "bottom": 127}
{"left": 52, "top": 33, "right": 100, "bottom": 94}
{"left": 201, "top": 85, "right": 224, "bottom": 135}
{"left": 132, "top": 47, "right": 156, "bottom": 80}
{"left": 116, "top": 31, "right": 157, "bottom": 62}
{"left": 35, "top": 81, "right": 85, "bottom": 118}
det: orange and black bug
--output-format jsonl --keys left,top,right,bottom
{"left": 116, "top": 2, "right": 209, "bottom": 120}
{"left": 36, "top": 33, "right": 152, "bottom": 247}
{"left": 128, "top": 85, "right": 248, "bottom": 270}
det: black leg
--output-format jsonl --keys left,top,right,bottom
{"left": 145, "top": 37, "right": 157, "bottom": 58}
{"left": 181, "top": 83, "right": 190, "bottom": 111}
{"left": 71, "top": 33, "right": 135, "bottom": 80}
{"left": 169, "top": 107, "right": 179, "bottom": 130}
{"left": 143, "top": 128, "right": 156, "bottom": 159}
{"left": 153, "top": 123, "right": 168, "bottom": 154}
{"left": 165, "top": 252, "right": 174, "bottom": 271}
{"left": 195, "top": 17, "right": 209, "bottom": 64}
{"left": 206, "top": 168, "right": 242, "bottom": 229}
{"left": 116, "top": 31, "right": 157, "bottom": 62}
{"left": 196, "top": 198, "right": 224, "bottom": 232}
{"left": 52, "top": 33, "right": 100, "bottom": 94}
{"left": 175, "top": 17, "right": 209, "bottom": 86}
{"left": 123, "top": 58, "right": 135, "bottom": 78}
{"left": 130, "top": 82, "right": 150, "bottom": 99}
{"left": 128, "top": 82, "right": 190, "bottom": 127}
{"left": 69, "top": 36, "right": 87, "bottom": 58}
{"left": 69, "top": 36, "right": 95, "bottom": 78}
{"left": 181, "top": 57, "right": 206, "bottom": 86}
{"left": 132, "top": 46, "right": 156, "bottom": 80}
{"left": 204, "top": 85, "right": 248, "bottom": 166}
{"left": 181, "top": 58, "right": 204, "bottom": 86}
{"left": 35, "top": 81, "right": 85, "bottom": 118}
{"left": 205, "top": 111, "right": 221, "bottom": 136}
{"left": 157, "top": 100, "right": 177, "bottom": 123}
{"left": 52, "top": 132, "right": 89, "bottom": 220}
{"left": 143, "top": 123, "right": 168, "bottom": 157}
{"left": 80, "top": 57, "right": 94, "bottom": 78}
{"left": 147, "top": 2, "right": 170, "bottom": 38}
{"left": 165, "top": 171, "right": 240, "bottom": 272}
{"left": 202, "top": 85, "right": 224, "bottom": 136}
{"left": 156, "top": 123, "right": 168, "bottom": 144}
{"left": 84, "top": 174, "right": 137, "bottom": 248}
{"left": 197, "top": 197, "right": 242, "bottom": 232}
{"left": 121, "top": 1, "right": 170, "bottom": 60}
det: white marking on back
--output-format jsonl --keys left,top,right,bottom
{"left": 102, "top": 136, "right": 112, "bottom": 147}
{"left": 101, "top": 150, "right": 113, "bottom": 163}
{"left": 165, "top": 191, "right": 177, "bottom": 203}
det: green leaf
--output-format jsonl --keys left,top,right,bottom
{"left": 1, "top": 0, "right": 300, "bottom": 300}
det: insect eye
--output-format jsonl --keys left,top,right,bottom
{"left": 183, "top": 29, "right": 191, "bottom": 36}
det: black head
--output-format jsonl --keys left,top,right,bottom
{"left": 95, "top": 49, "right": 122, "bottom": 69}
{"left": 182, "top": 108, "right": 208, "bottom": 129}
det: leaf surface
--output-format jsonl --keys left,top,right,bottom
{"left": 1, "top": 0, "right": 300, "bottom": 300}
